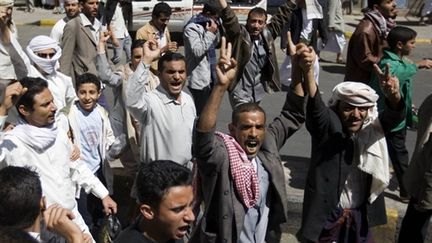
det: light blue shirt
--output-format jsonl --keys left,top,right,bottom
{"left": 76, "top": 103, "right": 103, "bottom": 173}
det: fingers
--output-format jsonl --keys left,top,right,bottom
{"left": 83, "top": 234, "right": 93, "bottom": 243}
{"left": 220, "top": 36, "right": 226, "bottom": 59}
{"left": 372, "top": 64, "right": 384, "bottom": 77}
{"left": 384, "top": 63, "right": 391, "bottom": 79}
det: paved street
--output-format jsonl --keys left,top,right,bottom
{"left": 13, "top": 7, "right": 432, "bottom": 242}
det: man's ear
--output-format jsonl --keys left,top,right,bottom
{"left": 396, "top": 40, "right": 403, "bottom": 50}
{"left": 140, "top": 204, "right": 155, "bottom": 220}
{"left": 40, "top": 196, "right": 46, "bottom": 212}
{"left": 228, "top": 123, "right": 235, "bottom": 136}
{"left": 18, "top": 104, "right": 30, "bottom": 117}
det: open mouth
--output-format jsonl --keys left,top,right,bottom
{"left": 176, "top": 225, "right": 190, "bottom": 237}
{"left": 246, "top": 140, "right": 259, "bottom": 149}
{"left": 170, "top": 81, "right": 183, "bottom": 89}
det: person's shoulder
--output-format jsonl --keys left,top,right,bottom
{"left": 114, "top": 226, "right": 150, "bottom": 243}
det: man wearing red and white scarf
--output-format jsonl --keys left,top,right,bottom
{"left": 190, "top": 37, "right": 306, "bottom": 243}
{"left": 344, "top": 0, "right": 398, "bottom": 83}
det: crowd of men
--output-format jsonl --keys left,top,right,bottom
{"left": 0, "top": 0, "right": 432, "bottom": 242}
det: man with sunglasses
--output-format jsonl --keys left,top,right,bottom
{"left": 25, "top": 35, "right": 77, "bottom": 131}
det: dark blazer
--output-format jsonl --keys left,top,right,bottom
{"left": 299, "top": 92, "right": 405, "bottom": 242}
{"left": 220, "top": 1, "right": 296, "bottom": 93}
{"left": 190, "top": 90, "right": 305, "bottom": 243}
{"left": 404, "top": 94, "right": 432, "bottom": 210}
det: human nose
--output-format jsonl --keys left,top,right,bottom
{"left": 173, "top": 72, "right": 180, "bottom": 80}
{"left": 184, "top": 207, "right": 195, "bottom": 223}
{"left": 351, "top": 107, "right": 361, "bottom": 117}
{"left": 51, "top": 102, "right": 57, "bottom": 112}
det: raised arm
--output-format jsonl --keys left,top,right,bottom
{"left": 196, "top": 37, "right": 236, "bottom": 132}
{"left": 218, "top": 0, "right": 241, "bottom": 41}
{"left": 373, "top": 63, "right": 402, "bottom": 110}
{"left": 95, "top": 32, "right": 122, "bottom": 87}
{"left": 266, "top": 0, "right": 296, "bottom": 38}
{"left": 125, "top": 39, "right": 160, "bottom": 121}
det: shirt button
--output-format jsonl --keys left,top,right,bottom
{"left": 223, "top": 215, "right": 228, "bottom": 219}
{"left": 224, "top": 190, "right": 229, "bottom": 195}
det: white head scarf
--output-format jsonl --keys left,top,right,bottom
{"left": 26, "top": 35, "right": 62, "bottom": 75}
{"left": 329, "top": 81, "right": 379, "bottom": 124}
{"left": 329, "top": 81, "right": 389, "bottom": 203}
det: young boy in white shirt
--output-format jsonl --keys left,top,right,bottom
{"left": 68, "top": 73, "right": 124, "bottom": 234}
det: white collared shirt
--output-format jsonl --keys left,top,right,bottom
{"left": 126, "top": 62, "right": 196, "bottom": 166}
{"left": 79, "top": 13, "right": 101, "bottom": 43}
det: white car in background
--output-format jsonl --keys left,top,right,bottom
{"left": 131, "top": 0, "right": 268, "bottom": 43}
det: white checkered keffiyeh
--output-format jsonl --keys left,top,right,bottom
{"left": 216, "top": 132, "right": 259, "bottom": 208}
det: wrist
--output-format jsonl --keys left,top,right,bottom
{"left": 0, "top": 105, "right": 7, "bottom": 116}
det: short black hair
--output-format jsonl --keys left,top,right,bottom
{"left": 152, "top": 2, "right": 172, "bottom": 18}
{"left": 131, "top": 39, "right": 146, "bottom": 53}
{"left": 16, "top": 77, "right": 49, "bottom": 115}
{"left": 387, "top": 26, "right": 417, "bottom": 50}
{"left": 232, "top": 103, "right": 266, "bottom": 125}
{"left": 136, "top": 160, "right": 192, "bottom": 209}
{"left": 157, "top": 51, "right": 186, "bottom": 73}
{"left": 202, "top": 3, "right": 219, "bottom": 16}
{"left": 367, "top": 0, "right": 386, "bottom": 8}
{"left": 75, "top": 73, "right": 101, "bottom": 92}
{"left": 0, "top": 228, "right": 39, "bottom": 243}
{"left": 0, "top": 166, "right": 42, "bottom": 230}
{"left": 247, "top": 7, "right": 267, "bottom": 21}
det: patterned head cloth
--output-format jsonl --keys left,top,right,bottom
{"left": 328, "top": 81, "right": 379, "bottom": 108}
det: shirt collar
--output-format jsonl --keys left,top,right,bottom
{"left": 80, "top": 13, "right": 101, "bottom": 30}
{"left": 156, "top": 85, "right": 184, "bottom": 105}
{"left": 383, "top": 50, "right": 402, "bottom": 61}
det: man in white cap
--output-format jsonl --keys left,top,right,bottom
{"left": 0, "top": 0, "right": 32, "bottom": 80}
{"left": 25, "top": 35, "right": 76, "bottom": 130}
{"left": 297, "top": 41, "right": 405, "bottom": 242}
{"left": 50, "top": 0, "right": 81, "bottom": 43}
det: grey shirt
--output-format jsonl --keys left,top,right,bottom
{"left": 239, "top": 156, "right": 270, "bottom": 243}
{"left": 184, "top": 16, "right": 219, "bottom": 90}
{"left": 126, "top": 62, "right": 196, "bottom": 166}
{"left": 232, "top": 38, "right": 268, "bottom": 105}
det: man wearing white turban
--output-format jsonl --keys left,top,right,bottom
{"left": 296, "top": 42, "right": 405, "bottom": 242}
{"left": 25, "top": 35, "right": 76, "bottom": 131}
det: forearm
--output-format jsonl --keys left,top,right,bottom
{"left": 69, "top": 160, "right": 109, "bottom": 199}
{"left": 95, "top": 53, "right": 122, "bottom": 87}
{"left": 125, "top": 61, "right": 150, "bottom": 120}
{"left": 196, "top": 85, "right": 227, "bottom": 132}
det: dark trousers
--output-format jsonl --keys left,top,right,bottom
{"left": 77, "top": 168, "right": 106, "bottom": 231}
{"left": 189, "top": 85, "right": 212, "bottom": 117}
{"left": 398, "top": 198, "right": 432, "bottom": 243}
{"left": 385, "top": 128, "right": 409, "bottom": 196}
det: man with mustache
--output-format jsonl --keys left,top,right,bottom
{"left": 60, "top": 0, "right": 102, "bottom": 85}
{"left": 126, "top": 40, "right": 196, "bottom": 168}
{"left": 300, "top": 43, "right": 405, "bottom": 241}
{"left": 0, "top": 77, "right": 116, "bottom": 242}
{"left": 344, "top": 0, "right": 398, "bottom": 83}
{"left": 50, "top": 0, "right": 81, "bottom": 44}
{"left": 217, "top": 0, "right": 296, "bottom": 108}
{"left": 190, "top": 37, "right": 305, "bottom": 243}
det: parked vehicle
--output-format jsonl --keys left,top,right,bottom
{"left": 130, "top": 0, "right": 268, "bottom": 42}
